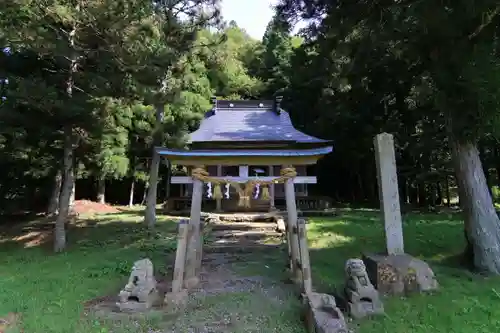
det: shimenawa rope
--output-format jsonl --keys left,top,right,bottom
{"left": 190, "top": 166, "right": 297, "bottom": 207}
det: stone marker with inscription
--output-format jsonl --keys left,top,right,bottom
{"left": 374, "top": 132, "right": 405, "bottom": 255}
{"left": 368, "top": 133, "right": 439, "bottom": 296}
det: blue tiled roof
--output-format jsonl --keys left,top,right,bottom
{"left": 188, "top": 101, "right": 328, "bottom": 144}
{"left": 156, "top": 146, "right": 333, "bottom": 157}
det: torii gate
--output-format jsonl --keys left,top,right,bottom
{"left": 155, "top": 98, "right": 333, "bottom": 313}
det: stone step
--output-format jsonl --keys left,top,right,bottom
{"left": 210, "top": 229, "right": 282, "bottom": 240}
{"left": 204, "top": 243, "right": 284, "bottom": 253}
{"left": 210, "top": 221, "right": 278, "bottom": 232}
{"left": 204, "top": 212, "right": 279, "bottom": 223}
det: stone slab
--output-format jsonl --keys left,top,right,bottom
{"left": 164, "top": 289, "right": 188, "bottom": 312}
{"left": 362, "top": 253, "right": 439, "bottom": 296}
{"left": 116, "top": 288, "right": 159, "bottom": 313}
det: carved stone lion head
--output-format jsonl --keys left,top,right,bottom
{"left": 345, "top": 258, "right": 366, "bottom": 276}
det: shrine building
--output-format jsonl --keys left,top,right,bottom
{"left": 158, "top": 96, "right": 333, "bottom": 212}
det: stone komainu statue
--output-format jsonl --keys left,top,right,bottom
{"left": 117, "top": 258, "right": 158, "bottom": 311}
{"left": 304, "top": 292, "right": 348, "bottom": 333}
{"left": 344, "top": 258, "right": 384, "bottom": 319}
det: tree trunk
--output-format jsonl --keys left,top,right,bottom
{"left": 54, "top": 128, "right": 73, "bottom": 252}
{"left": 479, "top": 144, "right": 492, "bottom": 195}
{"left": 97, "top": 176, "right": 105, "bottom": 204}
{"left": 142, "top": 181, "right": 149, "bottom": 205}
{"left": 129, "top": 178, "right": 135, "bottom": 207}
{"left": 47, "top": 169, "right": 62, "bottom": 215}
{"left": 54, "top": 8, "right": 78, "bottom": 252}
{"left": 451, "top": 138, "right": 500, "bottom": 274}
{"left": 436, "top": 181, "right": 443, "bottom": 205}
{"left": 144, "top": 152, "right": 160, "bottom": 227}
{"left": 69, "top": 170, "right": 75, "bottom": 207}
{"left": 144, "top": 103, "right": 163, "bottom": 228}
{"left": 417, "top": 181, "right": 427, "bottom": 207}
{"left": 445, "top": 175, "right": 451, "bottom": 207}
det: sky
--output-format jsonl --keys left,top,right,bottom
{"left": 220, "top": 0, "right": 279, "bottom": 40}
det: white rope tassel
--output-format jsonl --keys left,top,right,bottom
{"left": 224, "top": 183, "right": 230, "bottom": 199}
{"left": 207, "top": 182, "right": 212, "bottom": 198}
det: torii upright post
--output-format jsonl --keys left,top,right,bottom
{"left": 184, "top": 172, "right": 204, "bottom": 289}
{"left": 284, "top": 166, "right": 301, "bottom": 284}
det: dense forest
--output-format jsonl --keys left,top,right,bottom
{"left": 1, "top": 1, "right": 500, "bottom": 272}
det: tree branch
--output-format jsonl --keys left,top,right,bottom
{"left": 468, "top": 5, "right": 500, "bottom": 40}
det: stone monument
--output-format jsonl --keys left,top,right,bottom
{"left": 117, "top": 258, "right": 158, "bottom": 312}
{"left": 303, "top": 292, "right": 348, "bottom": 333}
{"left": 374, "top": 132, "right": 404, "bottom": 255}
{"left": 343, "top": 258, "right": 384, "bottom": 319}
{"left": 363, "top": 133, "right": 439, "bottom": 296}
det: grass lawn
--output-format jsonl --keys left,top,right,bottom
{"left": 1, "top": 208, "right": 500, "bottom": 332}
{"left": 307, "top": 211, "right": 500, "bottom": 333}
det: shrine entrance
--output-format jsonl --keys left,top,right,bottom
{"left": 162, "top": 164, "right": 322, "bottom": 301}
{"left": 156, "top": 98, "right": 334, "bottom": 331}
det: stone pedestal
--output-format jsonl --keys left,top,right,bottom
{"left": 164, "top": 289, "right": 188, "bottom": 312}
{"left": 362, "top": 253, "right": 439, "bottom": 296}
{"left": 303, "top": 292, "right": 348, "bottom": 333}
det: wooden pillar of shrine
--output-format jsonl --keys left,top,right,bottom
{"left": 269, "top": 165, "right": 275, "bottom": 210}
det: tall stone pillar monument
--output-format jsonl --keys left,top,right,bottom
{"left": 374, "top": 132, "right": 404, "bottom": 255}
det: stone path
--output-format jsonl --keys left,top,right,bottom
{"left": 163, "top": 218, "right": 303, "bottom": 332}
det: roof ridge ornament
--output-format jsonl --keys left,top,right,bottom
{"left": 274, "top": 95, "right": 283, "bottom": 115}
{"left": 211, "top": 96, "right": 217, "bottom": 113}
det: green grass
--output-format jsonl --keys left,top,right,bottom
{"left": 1, "top": 209, "right": 500, "bottom": 333}
{"left": 0, "top": 211, "right": 179, "bottom": 333}
{"left": 307, "top": 212, "right": 500, "bottom": 333}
